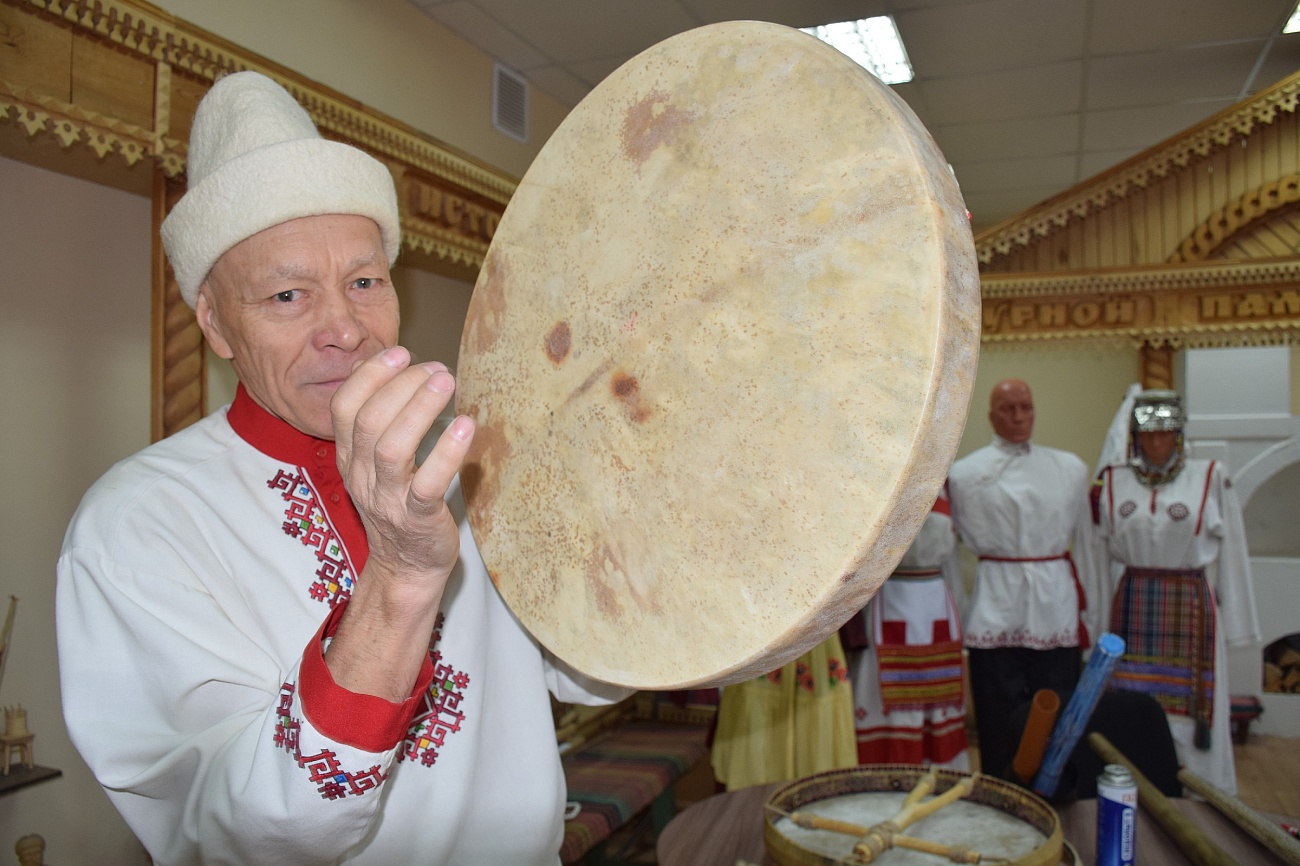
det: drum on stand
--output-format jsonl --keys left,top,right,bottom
{"left": 764, "top": 766, "right": 1065, "bottom": 866}
{"left": 457, "top": 21, "right": 980, "bottom": 688}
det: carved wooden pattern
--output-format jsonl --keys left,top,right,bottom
{"left": 1140, "top": 343, "right": 1175, "bottom": 390}
{"left": 1170, "top": 175, "right": 1300, "bottom": 263}
{"left": 150, "top": 166, "right": 203, "bottom": 442}
{"left": 976, "top": 70, "right": 1300, "bottom": 268}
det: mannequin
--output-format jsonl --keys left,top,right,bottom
{"left": 1089, "top": 389, "right": 1260, "bottom": 793}
{"left": 947, "top": 379, "right": 1095, "bottom": 777}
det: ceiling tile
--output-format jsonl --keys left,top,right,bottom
{"left": 963, "top": 186, "right": 1063, "bottom": 231}
{"left": 425, "top": 1, "right": 550, "bottom": 70}
{"left": 475, "top": 0, "right": 699, "bottom": 63}
{"left": 566, "top": 54, "right": 634, "bottom": 87}
{"left": 1085, "top": 41, "right": 1264, "bottom": 110}
{"left": 897, "top": 0, "right": 1087, "bottom": 79}
{"left": 918, "top": 61, "right": 1082, "bottom": 124}
{"left": 930, "top": 114, "right": 1079, "bottom": 164}
{"left": 525, "top": 65, "right": 592, "bottom": 107}
{"left": 1090, "top": 0, "right": 1291, "bottom": 54}
{"left": 1249, "top": 33, "right": 1300, "bottom": 94}
{"left": 1078, "top": 148, "right": 1142, "bottom": 179}
{"left": 951, "top": 154, "right": 1076, "bottom": 194}
{"left": 1082, "top": 100, "right": 1236, "bottom": 151}
{"left": 889, "top": 81, "right": 932, "bottom": 125}
{"left": 681, "top": 0, "right": 888, "bottom": 28}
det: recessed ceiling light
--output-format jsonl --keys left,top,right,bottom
{"left": 1285, "top": 2, "right": 1300, "bottom": 33}
{"left": 800, "top": 16, "right": 914, "bottom": 85}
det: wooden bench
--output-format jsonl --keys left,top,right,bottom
{"left": 1229, "top": 694, "right": 1264, "bottom": 745}
{"left": 556, "top": 693, "right": 715, "bottom": 865}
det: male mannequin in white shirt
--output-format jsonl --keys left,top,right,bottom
{"left": 947, "top": 379, "right": 1093, "bottom": 777}
{"left": 58, "top": 71, "right": 624, "bottom": 866}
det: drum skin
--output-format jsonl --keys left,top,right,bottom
{"left": 457, "top": 21, "right": 980, "bottom": 688}
{"left": 763, "top": 766, "right": 1063, "bottom": 866}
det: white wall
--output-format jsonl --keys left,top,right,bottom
{"left": 0, "top": 156, "right": 152, "bottom": 863}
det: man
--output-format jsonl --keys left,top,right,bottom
{"left": 57, "top": 71, "right": 623, "bottom": 865}
{"left": 947, "top": 379, "right": 1094, "bottom": 778}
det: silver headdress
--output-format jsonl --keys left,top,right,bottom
{"left": 1128, "top": 390, "right": 1186, "bottom": 486}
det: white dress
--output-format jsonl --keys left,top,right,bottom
{"left": 948, "top": 437, "right": 1096, "bottom": 650}
{"left": 1091, "top": 458, "right": 1261, "bottom": 793}
{"left": 57, "top": 388, "right": 628, "bottom": 866}
{"left": 849, "top": 498, "right": 969, "bottom": 768}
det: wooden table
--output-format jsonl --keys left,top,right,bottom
{"left": 657, "top": 782, "right": 1297, "bottom": 865}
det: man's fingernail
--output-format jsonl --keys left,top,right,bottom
{"left": 381, "top": 347, "right": 406, "bottom": 367}
{"left": 421, "top": 362, "right": 448, "bottom": 375}
{"left": 449, "top": 416, "right": 474, "bottom": 441}
{"left": 427, "top": 371, "right": 455, "bottom": 393}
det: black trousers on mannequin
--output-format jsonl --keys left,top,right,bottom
{"left": 968, "top": 646, "right": 1081, "bottom": 778}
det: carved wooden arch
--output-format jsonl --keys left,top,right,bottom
{"left": 1169, "top": 174, "right": 1300, "bottom": 264}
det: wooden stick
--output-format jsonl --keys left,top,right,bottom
{"left": 1088, "top": 733, "right": 1235, "bottom": 866}
{"left": 903, "top": 767, "right": 939, "bottom": 809}
{"left": 781, "top": 811, "right": 990, "bottom": 863}
{"left": 1178, "top": 768, "right": 1300, "bottom": 866}
{"left": 853, "top": 775, "right": 980, "bottom": 862}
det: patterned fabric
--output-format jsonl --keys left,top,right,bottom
{"left": 559, "top": 723, "right": 707, "bottom": 865}
{"left": 854, "top": 715, "right": 967, "bottom": 765}
{"left": 1110, "top": 566, "right": 1215, "bottom": 729}
{"left": 876, "top": 640, "right": 964, "bottom": 713}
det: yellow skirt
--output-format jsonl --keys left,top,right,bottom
{"left": 710, "top": 632, "right": 858, "bottom": 791}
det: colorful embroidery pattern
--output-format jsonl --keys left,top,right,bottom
{"left": 400, "top": 614, "right": 471, "bottom": 768}
{"left": 828, "top": 657, "right": 850, "bottom": 686}
{"left": 1118, "top": 500, "right": 1137, "bottom": 518}
{"left": 273, "top": 684, "right": 388, "bottom": 800}
{"left": 1167, "top": 502, "right": 1190, "bottom": 521}
{"left": 269, "top": 469, "right": 355, "bottom": 608}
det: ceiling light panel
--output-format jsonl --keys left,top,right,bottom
{"left": 801, "top": 16, "right": 914, "bottom": 85}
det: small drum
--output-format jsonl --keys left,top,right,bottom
{"left": 765, "top": 766, "right": 1063, "bottom": 866}
{"left": 457, "top": 21, "right": 980, "bottom": 688}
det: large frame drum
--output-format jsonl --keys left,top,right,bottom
{"left": 457, "top": 21, "right": 980, "bottom": 688}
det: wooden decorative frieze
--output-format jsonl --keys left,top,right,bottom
{"left": 974, "top": 70, "right": 1300, "bottom": 266}
{"left": 981, "top": 259, "right": 1300, "bottom": 348}
{"left": 2, "top": 0, "right": 516, "bottom": 238}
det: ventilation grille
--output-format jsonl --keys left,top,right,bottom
{"left": 493, "top": 63, "right": 528, "bottom": 143}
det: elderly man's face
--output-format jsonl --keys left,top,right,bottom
{"left": 989, "top": 379, "right": 1034, "bottom": 444}
{"left": 195, "top": 214, "right": 399, "bottom": 440}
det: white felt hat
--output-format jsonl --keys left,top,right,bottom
{"left": 160, "top": 71, "right": 400, "bottom": 308}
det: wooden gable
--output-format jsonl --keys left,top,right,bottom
{"left": 972, "top": 70, "right": 1300, "bottom": 378}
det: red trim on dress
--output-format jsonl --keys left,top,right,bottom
{"left": 1195, "top": 460, "right": 1217, "bottom": 536}
{"left": 299, "top": 601, "right": 436, "bottom": 753}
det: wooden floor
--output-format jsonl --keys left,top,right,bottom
{"left": 1234, "top": 734, "right": 1300, "bottom": 818}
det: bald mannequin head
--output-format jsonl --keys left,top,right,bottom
{"left": 990, "top": 378, "right": 1034, "bottom": 443}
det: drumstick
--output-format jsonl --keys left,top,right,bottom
{"left": 769, "top": 807, "right": 1000, "bottom": 863}
{"left": 853, "top": 775, "right": 980, "bottom": 862}
{"left": 1087, "top": 733, "right": 1235, "bottom": 866}
{"left": 1033, "top": 633, "right": 1125, "bottom": 797}
{"left": 1177, "top": 767, "right": 1300, "bottom": 865}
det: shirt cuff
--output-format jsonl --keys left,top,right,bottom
{"left": 298, "top": 601, "right": 436, "bottom": 753}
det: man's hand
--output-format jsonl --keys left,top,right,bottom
{"left": 324, "top": 346, "right": 475, "bottom": 701}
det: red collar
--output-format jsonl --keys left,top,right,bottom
{"left": 227, "top": 384, "right": 338, "bottom": 471}
{"left": 226, "top": 384, "right": 368, "bottom": 567}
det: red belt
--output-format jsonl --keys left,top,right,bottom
{"left": 977, "top": 552, "right": 1089, "bottom": 649}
